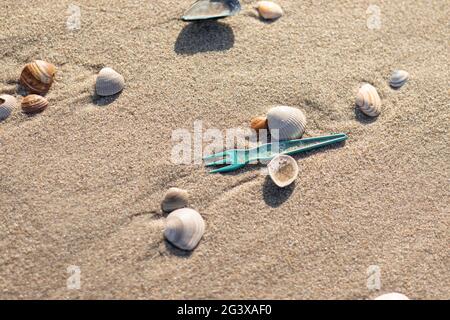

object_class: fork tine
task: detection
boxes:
[204,157,230,167]
[209,163,245,174]
[203,151,227,161]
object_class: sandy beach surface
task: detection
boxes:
[0,0,448,299]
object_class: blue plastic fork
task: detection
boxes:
[204,133,348,173]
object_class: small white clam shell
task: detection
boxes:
[161,187,189,213]
[164,208,205,251]
[256,1,283,20]
[374,292,409,300]
[268,154,299,188]
[95,67,125,97]
[0,94,17,121]
[267,106,307,141]
[356,83,381,117]
[390,70,409,88]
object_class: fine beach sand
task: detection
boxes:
[0,0,449,299]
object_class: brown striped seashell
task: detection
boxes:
[161,187,189,213]
[356,83,381,117]
[95,67,125,97]
[250,116,268,130]
[0,94,17,121]
[267,106,307,141]
[164,208,205,251]
[19,60,56,95]
[21,94,49,114]
[256,1,283,20]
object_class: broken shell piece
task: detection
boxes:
[161,187,189,213]
[250,116,268,130]
[256,1,283,20]
[356,83,381,117]
[19,60,57,95]
[21,94,49,114]
[267,106,307,141]
[95,67,125,97]
[375,292,409,300]
[0,94,17,121]
[164,208,205,251]
[268,154,299,188]
[182,0,241,21]
[390,70,409,89]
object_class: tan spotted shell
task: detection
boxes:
[356,83,381,117]
[164,208,205,251]
[268,154,299,188]
[256,1,283,20]
[0,94,17,120]
[19,60,56,95]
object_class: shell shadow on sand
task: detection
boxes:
[262,176,295,207]
[355,105,378,124]
[164,240,194,258]
[90,91,122,106]
[175,21,235,55]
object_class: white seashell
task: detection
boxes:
[267,106,307,141]
[268,154,299,188]
[390,70,409,88]
[256,1,283,20]
[374,292,409,300]
[356,83,381,117]
[95,67,125,97]
[0,94,17,121]
[164,208,205,251]
[182,0,241,21]
[161,187,189,213]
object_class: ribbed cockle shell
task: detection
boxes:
[267,106,307,141]
[95,67,125,97]
[21,94,49,114]
[356,83,381,117]
[19,60,56,95]
[164,208,205,251]
[0,94,17,121]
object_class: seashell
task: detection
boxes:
[0,94,17,121]
[389,70,409,89]
[374,292,409,300]
[161,187,189,213]
[21,94,49,114]
[267,106,307,141]
[182,0,241,21]
[250,116,268,130]
[256,1,283,20]
[19,60,56,95]
[355,83,381,117]
[95,67,125,97]
[268,154,299,188]
[164,208,205,251]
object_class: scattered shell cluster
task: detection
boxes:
[161,188,205,251]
